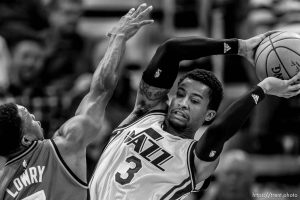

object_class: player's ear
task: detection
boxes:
[205,110,216,122]
[21,135,33,147]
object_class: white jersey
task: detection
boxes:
[90,111,205,200]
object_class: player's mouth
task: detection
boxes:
[172,109,189,120]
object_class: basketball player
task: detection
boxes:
[0,4,154,200]
[89,31,300,199]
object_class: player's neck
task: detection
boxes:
[163,121,195,139]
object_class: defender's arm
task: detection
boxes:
[53,4,154,148]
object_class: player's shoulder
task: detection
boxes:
[117,109,167,130]
[143,109,167,118]
[29,139,57,157]
[4,139,51,167]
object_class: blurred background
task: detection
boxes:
[0,0,299,199]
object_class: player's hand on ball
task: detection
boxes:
[238,30,280,66]
[107,3,154,41]
[258,72,300,98]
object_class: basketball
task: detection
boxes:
[254,31,300,81]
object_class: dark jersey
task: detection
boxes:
[0,140,88,200]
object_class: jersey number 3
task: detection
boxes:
[115,156,142,185]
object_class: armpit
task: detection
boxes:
[193,152,219,184]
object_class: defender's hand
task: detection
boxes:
[238,30,280,66]
[258,72,300,98]
[107,3,154,41]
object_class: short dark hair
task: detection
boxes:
[0,103,23,157]
[178,69,223,111]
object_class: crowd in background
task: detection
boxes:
[0,0,299,199]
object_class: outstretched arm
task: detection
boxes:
[121,37,241,125]
[123,32,275,125]
[54,4,154,148]
[193,72,300,182]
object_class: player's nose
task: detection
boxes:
[178,97,189,109]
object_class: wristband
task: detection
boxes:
[251,86,265,105]
[223,38,239,54]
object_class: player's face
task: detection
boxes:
[167,78,216,133]
[17,105,44,140]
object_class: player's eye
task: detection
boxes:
[176,92,184,97]
[191,99,200,104]
[176,89,185,97]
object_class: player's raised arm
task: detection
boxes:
[131,30,276,120]
[129,31,278,118]
[54,4,154,147]
[122,36,243,125]
[193,72,300,181]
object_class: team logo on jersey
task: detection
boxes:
[123,128,173,171]
[224,42,231,53]
[251,94,259,104]
[22,160,27,169]
[154,69,162,78]
[209,150,216,158]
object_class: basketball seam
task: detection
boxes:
[260,31,286,45]
[274,46,300,57]
[255,37,300,65]
[269,36,292,79]
[273,46,300,75]
[265,40,272,78]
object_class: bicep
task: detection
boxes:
[134,79,169,113]
[54,116,100,151]
[119,80,169,126]
[132,40,179,113]
[117,80,169,127]
[75,90,111,124]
